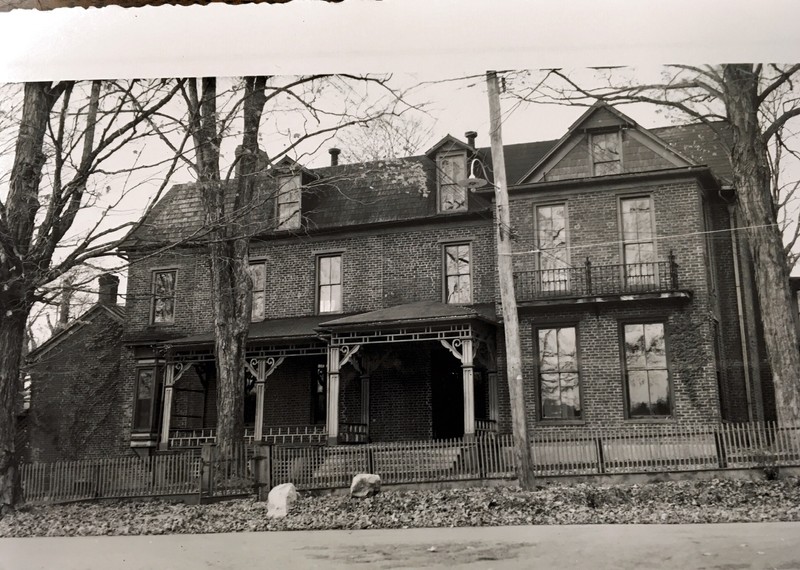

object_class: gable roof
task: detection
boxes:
[516,102,698,185]
[424,134,474,158]
[27,303,125,362]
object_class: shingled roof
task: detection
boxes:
[123,119,732,250]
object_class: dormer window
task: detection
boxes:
[437,152,467,212]
[590,131,621,176]
[276,174,301,230]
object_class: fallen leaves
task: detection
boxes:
[2,478,800,537]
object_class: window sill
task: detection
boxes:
[625,417,675,424]
[537,419,586,426]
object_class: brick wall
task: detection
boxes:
[26,308,128,462]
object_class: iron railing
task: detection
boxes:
[514,253,680,302]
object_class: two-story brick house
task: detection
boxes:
[30,102,772,461]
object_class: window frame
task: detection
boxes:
[442,242,473,305]
[436,150,468,213]
[619,319,674,420]
[617,194,659,288]
[533,201,571,294]
[275,173,302,230]
[132,365,162,433]
[315,253,344,314]
[248,259,267,322]
[589,130,622,176]
[150,268,178,325]
[533,323,583,423]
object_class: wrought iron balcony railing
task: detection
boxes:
[513,253,681,302]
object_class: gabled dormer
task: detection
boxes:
[272,156,318,231]
[517,102,696,185]
[425,134,475,213]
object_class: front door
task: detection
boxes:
[431,345,464,439]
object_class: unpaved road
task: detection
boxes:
[1,523,799,569]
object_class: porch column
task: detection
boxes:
[326,347,340,445]
[461,339,476,440]
[361,373,370,439]
[159,364,176,450]
[253,359,266,442]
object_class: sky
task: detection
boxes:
[2,0,800,340]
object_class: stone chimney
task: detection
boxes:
[98,274,119,306]
[329,147,341,166]
[55,282,74,331]
[465,131,477,148]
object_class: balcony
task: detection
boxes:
[513,254,690,306]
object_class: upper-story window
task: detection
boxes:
[317,254,343,313]
[590,131,621,176]
[444,243,472,304]
[151,269,177,324]
[622,322,671,418]
[276,174,301,230]
[249,261,266,322]
[535,204,569,293]
[437,152,468,212]
[620,196,657,288]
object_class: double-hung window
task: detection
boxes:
[622,322,671,418]
[535,204,569,294]
[437,152,467,212]
[317,254,343,313]
[590,131,621,176]
[249,261,266,322]
[620,196,657,289]
[276,174,301,230]
[151,270,177,324]
[536,326,581,420]
[444,243,472,304]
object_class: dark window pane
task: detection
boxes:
[133,369,155,431]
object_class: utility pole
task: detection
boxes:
[486,70,535,489]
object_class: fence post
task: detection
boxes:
[714,426,728,469]
[253,443,272,502]
[200,443,217,498]
[595,436,606,474]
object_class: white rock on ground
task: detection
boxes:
[267,483,298,518]
[350,474,381,498]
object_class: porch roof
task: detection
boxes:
[318,301,497,330]
[169,314,346,347]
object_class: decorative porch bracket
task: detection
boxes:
[159,361,197,450]
[326,344,361,445]
[440,338,477,440]
[248,357,285,442]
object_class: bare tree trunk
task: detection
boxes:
[0,82,65,514]
[191,77,268,460]
[724,64,800,424]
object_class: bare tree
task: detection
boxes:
[511,64,800,424]
[0,79,187,514]
[339,114,433,163]
[168,75,415,460]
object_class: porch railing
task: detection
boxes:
[339,423,368,443]
[476,419,498,434]
[513,254,680,302]
[168,425,326,449]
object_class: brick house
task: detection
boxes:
[25,275,126,461]
[31,103,773,460]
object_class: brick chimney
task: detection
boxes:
[98,274,119,306]
[465,131,477,148]
[329,148,341,166]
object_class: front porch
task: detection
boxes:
[151,302,502,451]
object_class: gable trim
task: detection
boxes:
[529,133,586,183]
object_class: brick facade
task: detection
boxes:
[26,307,127,462]
[31,104,774,459]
